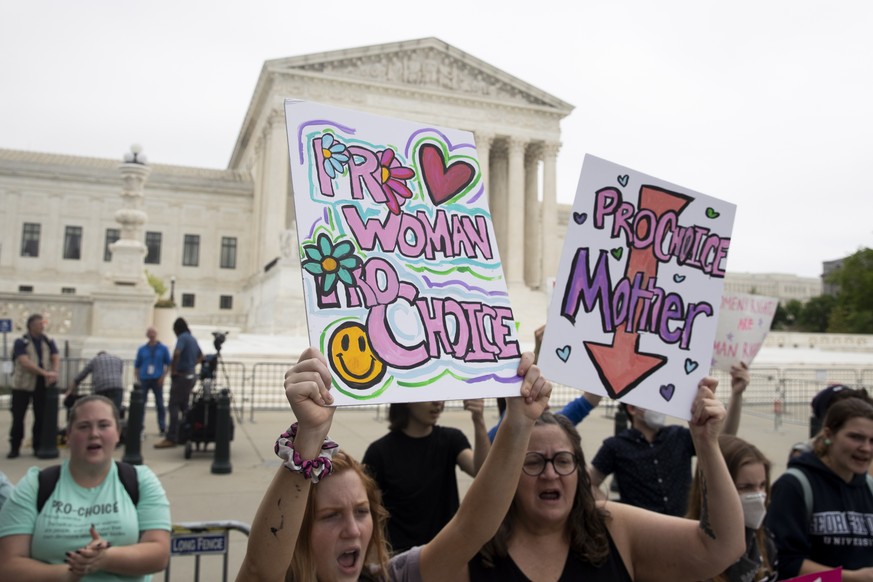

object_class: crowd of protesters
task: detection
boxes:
[3,313,873,581]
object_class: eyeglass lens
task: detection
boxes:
[523,451,577,476]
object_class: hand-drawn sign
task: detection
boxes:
[711,292,778,371]
[284,100,522,406]
[540,155,736,420]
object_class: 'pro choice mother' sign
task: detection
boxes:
[284,100,521,405]
[540,155,736,419]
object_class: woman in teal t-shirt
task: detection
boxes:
[0,395,171,580]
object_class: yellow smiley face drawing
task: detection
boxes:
[328,322,386,390]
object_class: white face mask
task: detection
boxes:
[740,492,767,529]
[642,409,666,430]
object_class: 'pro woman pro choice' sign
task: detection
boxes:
[284,100,521,406]
[540,155,736,419]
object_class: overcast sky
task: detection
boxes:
[2,1,871,279]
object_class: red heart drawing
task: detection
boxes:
[418,143,475,206]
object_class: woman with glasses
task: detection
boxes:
[469,379,746,581]
[236,348,552,581]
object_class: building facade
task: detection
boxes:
[0,37,830,359]
[0,38,575,354]
[722,271,822,304]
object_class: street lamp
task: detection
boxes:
[170,276,176,305]
[123,143,148,165]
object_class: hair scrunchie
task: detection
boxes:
[274,422,338,483]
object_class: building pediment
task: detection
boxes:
[230,38,573,168]
[265,37,572,111]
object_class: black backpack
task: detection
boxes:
[36,461,139,513]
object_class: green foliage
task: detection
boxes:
[772,299,803,330]
[825,248,873,333]
[771,302,790,330]
[796,295,835,332]
[145,270,174,307]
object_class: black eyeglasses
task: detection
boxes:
[522,451,578,476]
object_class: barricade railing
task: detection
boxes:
[203,360,247,424]
[249,362,295,419]
[0,357,250,424]
[165,520,250,582]
[4,357,873,430]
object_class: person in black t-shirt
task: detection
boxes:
[363,399,488,553]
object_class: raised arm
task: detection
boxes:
[722,362,749,436]
[236,348,335,582]
[458,399,489,475]
[418,353,551,581]
[558,392,602,425]
[608,379,745,582]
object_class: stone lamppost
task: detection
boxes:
[107,144,151,286]
[88,145,156,344]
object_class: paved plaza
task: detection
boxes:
[1,395,809,580]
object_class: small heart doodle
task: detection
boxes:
[556,345,571,362]
[659,383,675,401]
[617,174,629,187]
[684,358,699,374]
[419,143,476,206]
[610,247,623,260]
[573,212,588,225]
[673,274,686,283]
[705,207,720,219]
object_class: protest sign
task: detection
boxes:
[712,292,778,371]
[539,154,736,419]
[284,100,521,405]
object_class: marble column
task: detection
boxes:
[258,111,289,269]
[249,137,266,273]
[524,145,542,288]
[541,142,560,287]
[475,131,493,204]
[506,137,526,284]
[490,140,509,262]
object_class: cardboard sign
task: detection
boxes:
[784,567,842,582]
[539,155,736,419]
[712,292,778,371]
[284,100,521,405]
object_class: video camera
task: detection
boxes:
[212,330,229,352]
[201,331,229,381]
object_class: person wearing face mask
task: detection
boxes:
[588,364,748,516]
[687,435,777,582]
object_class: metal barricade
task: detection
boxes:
[165,520,250,582]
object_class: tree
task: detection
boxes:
[771,299,802,330]
[771,302,790,330]
[825,247,873,333]
[796,294,836,332]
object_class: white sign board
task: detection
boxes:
[540,155,736,419]
[284,100,522,406]
[712,292,778,371]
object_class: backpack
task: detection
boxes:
[36,461,139,513]
[783,467,873,523]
